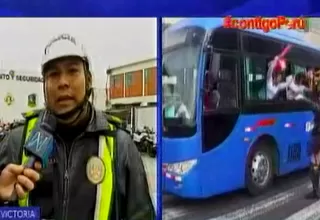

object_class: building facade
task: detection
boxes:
[303,18,320,47]
[107,58,156,108]
[0,69,44,122]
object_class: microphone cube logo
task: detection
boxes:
[27,132,51,152]
[25,130,54,168]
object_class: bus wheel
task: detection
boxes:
[246,145,274,196]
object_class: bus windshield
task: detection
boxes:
[162,26,205,127]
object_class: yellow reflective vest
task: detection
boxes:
[18,114,118,220]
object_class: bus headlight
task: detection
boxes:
[166,159,197,175]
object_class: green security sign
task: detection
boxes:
[4,93,14,106]
[28,93,37,108]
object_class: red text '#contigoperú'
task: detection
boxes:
[223,16,308,32]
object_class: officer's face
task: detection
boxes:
[44,56,86,115]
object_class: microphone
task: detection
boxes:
[23,122,55,169]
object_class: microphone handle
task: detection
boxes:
[8,156,37,201]
[6,156,36,201]
[23,156,36,169]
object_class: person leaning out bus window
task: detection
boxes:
[0,34,155,220]
[266,56,289,100]
[286,71,313,101]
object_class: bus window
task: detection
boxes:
[243,34,283,57]
[203,71,220,111]
[211,28,239,51]
[218,55,238,108]
[244,56,267,100]
[163,26,205,137]
[287,46,319,64]
[204,53,238,110]
[292,64,306,75]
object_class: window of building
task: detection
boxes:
[309,18,320,31]
[111,76,116,87]
[125,72,133,87]
[111,75,121,88]
[144,68,151,83]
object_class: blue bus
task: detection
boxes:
[162,18,320,198]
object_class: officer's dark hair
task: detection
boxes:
[77,56,93,103]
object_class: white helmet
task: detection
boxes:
[41,33,89,70]
[41,34,93,119]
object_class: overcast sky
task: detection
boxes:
[162,18,184,24]
[0,18,156,88]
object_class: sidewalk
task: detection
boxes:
[142,154,157,210]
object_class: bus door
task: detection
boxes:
[202,53,240,152]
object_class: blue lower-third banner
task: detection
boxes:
[0,207,40,220]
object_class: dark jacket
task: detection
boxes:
[312,109,320,154]
[308,97,320,154]
[0,109,155,220]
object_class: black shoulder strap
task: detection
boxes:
[105,122,121,220]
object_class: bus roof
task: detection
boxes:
[169,18,320,53]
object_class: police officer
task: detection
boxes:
[0,34,155,219]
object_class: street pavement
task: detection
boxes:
[163,169,320,220]
[142,154,157,211]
